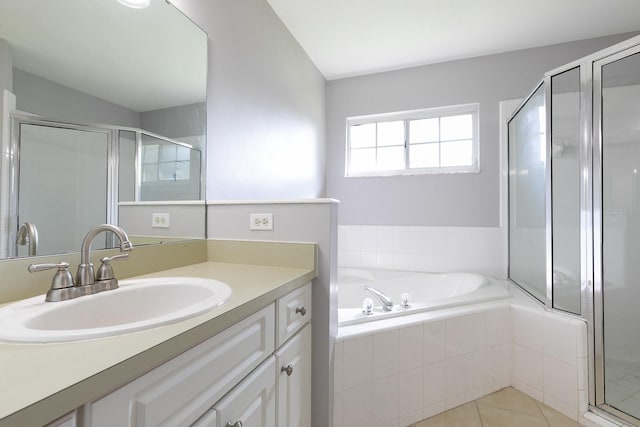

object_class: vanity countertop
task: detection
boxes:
[0,259,316,427]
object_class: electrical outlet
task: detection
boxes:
[249,213,273,231]
[151,213,170,228]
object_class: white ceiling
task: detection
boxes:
[0,0,206,112]
[266,0,640,80]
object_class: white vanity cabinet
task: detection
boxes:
[275,323,311,427]
[45,412,76,427]
[85,283,311,427]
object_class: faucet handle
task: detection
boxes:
[96,253,129,281]
[28,262,74,289]
[28,262,76,302]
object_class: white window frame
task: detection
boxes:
[345,103,480,177]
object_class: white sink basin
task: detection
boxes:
[0,277,232,343]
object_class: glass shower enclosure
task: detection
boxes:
[508,35,640,426]
[3,116,203,258]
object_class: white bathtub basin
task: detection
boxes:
[0,277,232,343]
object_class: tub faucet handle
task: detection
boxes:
[365,284,394,311]
[401,293,411,309]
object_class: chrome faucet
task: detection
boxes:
[365,284,394,311]
[28,224,133,302]
[17,222,38,256]
[76,224,133,286]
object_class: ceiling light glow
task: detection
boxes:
[117,0,150,9]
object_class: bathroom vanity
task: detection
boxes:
[0,240,316,427]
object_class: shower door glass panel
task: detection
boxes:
[18,124,109,256]
[508,84,547,302]
[551,67,581,314]
[118,130,136,203]
[601,51,640,420]
[139,134,201,201]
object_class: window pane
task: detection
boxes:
[350,148,376,173]
[176,145,191,161]
[410,143,439,168]
[142,164,157,182]
[160,144,177,162]
[377,146,404,170]
[159,162,177,180]
[350,123,376,148]
[441,140,472,167]
[142,144,159,163]
[409,118,439,143]
[441,114,472,141]
[377,121,404,147]
[175,161,190,180]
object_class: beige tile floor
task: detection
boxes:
[411,387,584,427]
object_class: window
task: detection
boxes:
[345,103,479,177]
[141,142,192,182]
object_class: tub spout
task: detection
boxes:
[365,285,394,311]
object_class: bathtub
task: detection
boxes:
[338,268,510,326]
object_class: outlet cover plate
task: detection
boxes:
[249,213,273,231]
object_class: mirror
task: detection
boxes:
[0,0,207,259]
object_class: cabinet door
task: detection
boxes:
[89,305,275,427]
[275,323,311,427]
[214,357,276,427]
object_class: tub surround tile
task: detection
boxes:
[445,392,468,411]
[338,225,508,279]
[466,312,487,352]
[514,344,544,398]
[373,375,400,423]
[543,313,578,366]
[445,355,468,398]
[543,356,578,409]
[423,361,446,407]
[336,286,589,425]
[398,409,424,426]
[399,325,424,371]
[423,320,447,365]
[398,367,424,416]
[343,334,373,389]
[423,401,446,420]
[513,307,543,352]
[373,329,400,379]
[446,316,468,358]
[342,383,375,426]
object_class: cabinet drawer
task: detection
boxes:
[214,356,276,427]
[89,304,275,427]
[275,323,311,427]
[277,283,311,346]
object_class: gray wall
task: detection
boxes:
[140,102,206,147]
[207,201,338,427]
[13,69,140,128]
[326,33,638,227]
[171,0,326,201]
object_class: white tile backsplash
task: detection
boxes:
[338,225,508,278]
